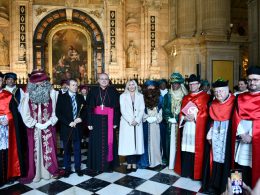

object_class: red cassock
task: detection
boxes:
[174,91,210,180]
[232,92,260,188]
[0,91,21,179]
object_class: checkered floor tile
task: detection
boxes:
[0,149,206,195]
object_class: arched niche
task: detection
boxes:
[33,9,104,82]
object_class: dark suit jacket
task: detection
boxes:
[56,91,86,141]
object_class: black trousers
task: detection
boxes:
[181,151,194,179]
[126,155,138,164]
[235,163,252,187]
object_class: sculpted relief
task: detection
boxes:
[151,48,158,66]
[0,32,9,66]
[126,40,138,68]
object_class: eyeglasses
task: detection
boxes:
[214,89,226,94]
[247,79,260,83]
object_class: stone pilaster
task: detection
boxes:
[0,4,10,72]
[10,0,33,78]
[248,0,260,66]
[177,0,196,37]
[203,0,230,36]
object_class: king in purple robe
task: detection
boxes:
[19,70,59,183]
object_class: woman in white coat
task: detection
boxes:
[118,80,145,171]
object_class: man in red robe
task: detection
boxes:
[202,79,235,194]
[0,72,24,187]
[232,66,260,188]
[174,74,210,180]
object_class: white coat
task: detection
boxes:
[118,92,145,156]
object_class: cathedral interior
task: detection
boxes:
[0,0,260,195]
[0,0,259,87]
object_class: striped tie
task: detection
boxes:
[71,95,77,119]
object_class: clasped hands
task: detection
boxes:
[240,133,252,144]
[146,117,157,123]
[184,114,195,122]
[35,120,51,130]
[69,118,82,128]
[168,118,177,124]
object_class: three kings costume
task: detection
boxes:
[87,86,120,171]
[174,90,210,179]
[19,71,59,183]
[162,73,187,169]
[0,89,24,186]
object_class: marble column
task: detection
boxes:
[248,0,260,66]
[203,0,230,35]
[177,0,196,37]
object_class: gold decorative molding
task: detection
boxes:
[46,22,93,81]
[0,6,9,26]
[89,10,103,19]
[142,0,163,10]
[35,7,47,16]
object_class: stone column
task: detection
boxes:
[177,0,196,37]
[248,0,260,66]
[0,5,9,72]
[10,0,32,78]
[169,0,177,39]
[203,0,230,36]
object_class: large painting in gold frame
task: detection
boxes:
[52,29,87,84]
[47,23,92,84]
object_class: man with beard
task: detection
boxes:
[0,72,24,187]
[162,73,188,169]
[232,66,260,188]
[202,79,235,194]
[138,80,163,168]
[174,74,210,180]
[87,73,120,172]
[19,70,59,183]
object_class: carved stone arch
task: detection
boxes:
[33,8,104,81]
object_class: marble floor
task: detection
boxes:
[0,149,206,195]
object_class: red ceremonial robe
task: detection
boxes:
[201,94,235,194]
[232,92,260,188]
[174,91,210,180]
[0,91,21,179]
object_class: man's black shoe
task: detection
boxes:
[76,170,83,176]
[63,170,71,178]
[7,179,15,184]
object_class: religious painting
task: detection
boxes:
[52,29,88,84]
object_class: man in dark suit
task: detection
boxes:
[56,78,86,177]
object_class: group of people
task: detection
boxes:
[0,67,260,195]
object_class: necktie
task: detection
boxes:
[71,95,77,119]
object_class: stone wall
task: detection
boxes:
[0,0,253,85]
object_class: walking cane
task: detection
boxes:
[64,104,84,151]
